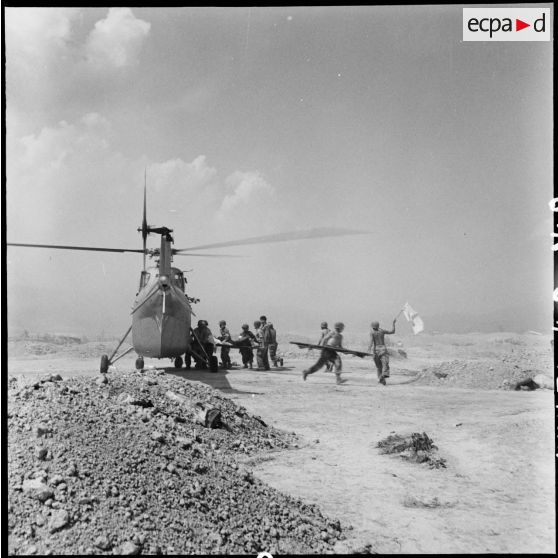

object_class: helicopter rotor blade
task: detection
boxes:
[173,227,371,253]
[7,243,145,254]
[171,252,244,258]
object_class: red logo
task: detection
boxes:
[516,19,530,32]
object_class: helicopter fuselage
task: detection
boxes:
[131,226,194,360]
[131,265,193,358]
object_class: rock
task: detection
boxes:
[66,464,78,477]
[33,424,52,438]
[176,437,194,449]
[151,431,166,443]
[22,479,54,502]
[94,535,111,550]
[48,509,70,533]
[120,541,140,555]
[35,447,48,460]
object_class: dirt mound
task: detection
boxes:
[415,358,551,390]
[377,432,446,469]
[7,371,346,555]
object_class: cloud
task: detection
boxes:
[5,8,151,116]
[5,8,81,106]
[7,108,284,250]
[6,112,132,245]
[219,171,275,217]
[150,156,218,195]
[85,8,151,69]
[5,7,79,57]
[18,113,112,173]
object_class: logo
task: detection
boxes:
[463,8,551,41]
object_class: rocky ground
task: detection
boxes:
[7,370,346,555]
[7,331,555,554]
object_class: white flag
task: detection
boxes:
[403,302,424,334]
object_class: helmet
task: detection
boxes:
[242,324,249,330]
[197,320,204,327]
[219,320,226,326]
[260,315,267,321]
[320,321,328,328]
[371,321,379,329]
[334,322,344,330]
[254,320,261,328]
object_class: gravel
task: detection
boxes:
[7,371,346,555]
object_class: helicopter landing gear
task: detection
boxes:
[135,357,145,370]
[100,354,109,374]
[100,325,134,374]
[209,355,219,373]
[174,356,183,369]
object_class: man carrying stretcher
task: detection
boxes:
[302,322,347,385]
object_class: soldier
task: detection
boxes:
[368,319,396,385]
[192,320,216,370]
[317,321,330,345]
[267,323,282,367]
[237,324,257,368]
[317,321,333,372]
[217,320,232,369]
[302,322,346,385]
[256,316,271,370]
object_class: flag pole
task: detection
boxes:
[394,307,404,321]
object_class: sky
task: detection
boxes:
[4,5,554,338]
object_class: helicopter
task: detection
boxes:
[7,179,368,374]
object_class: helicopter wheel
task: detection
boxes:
[135,357,145,370]
[174,356,183,369]
[209,356,219,373]
[100,354,109,374]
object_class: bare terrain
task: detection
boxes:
[7,331,555,554]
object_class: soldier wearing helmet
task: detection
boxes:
[303,322,346,385]
[317,322,330,345]
[267,322,283,367]
[255,316,272,370]
[367,318,397,385]
[237,323,257,368]
[217,320,232,369]
[317,321,333,372]
[191,319,216,370]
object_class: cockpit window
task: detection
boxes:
[172,270,185,291]
[139,271,150,291]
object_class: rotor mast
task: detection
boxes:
[140,170,149,272]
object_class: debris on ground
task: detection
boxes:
[7,370,347,555]
[377,432,447,469]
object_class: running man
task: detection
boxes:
[302,322,346,385]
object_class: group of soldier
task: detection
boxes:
[186,315,282,371]
[186,315,398,385]
[303,318,397,385]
